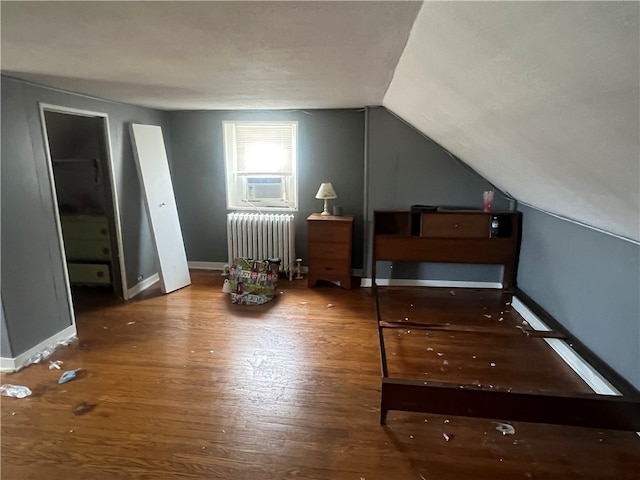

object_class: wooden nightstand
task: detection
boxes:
[307,214,354,289]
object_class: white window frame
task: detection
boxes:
[223,121,298,211]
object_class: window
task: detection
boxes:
[223,121,298,211]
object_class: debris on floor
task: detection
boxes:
[58,368,82,384]
[49,360,63,370]
[14,335,77,372]
[73,401,96,416]
[0,384,32,398]
[495,422,516,435]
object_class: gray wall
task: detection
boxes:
[1,76,168,356]
[365,107,512,280]
[1,300,11,358]
[517,205,640,390]
[168,109,365,268]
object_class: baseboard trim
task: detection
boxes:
[511,296,551,331]
[512,296,620,396]
[360,278,503,289]
[0,357,15,372]
[188,261,227,271]
[127,273,160,299]
[1,324,77,373]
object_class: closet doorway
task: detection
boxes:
[40,104,127,302]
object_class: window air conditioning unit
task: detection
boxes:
[246,176,284,201]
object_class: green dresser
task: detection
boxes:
[61,214,112,286]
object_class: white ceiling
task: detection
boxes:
[0,1,421,109]
[2,1,638,242]
[385,1,639,242]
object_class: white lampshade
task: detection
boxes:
[315,183,337,200]
[315,183,337,216]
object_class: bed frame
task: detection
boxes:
[372,209,640,431]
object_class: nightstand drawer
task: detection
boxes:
[308,259,350,277]
[308,221,351,243]
[308,242,350,260]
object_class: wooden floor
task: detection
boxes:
[1,271,638,479]
[376,287,593,393]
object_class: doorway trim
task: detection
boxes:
[38,103,129,302]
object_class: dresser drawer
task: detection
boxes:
[67,263,111,285]
[308,221,351,243]
[65,239,112,260]
[308,259,351,277]
[421,213,489,238]
[61,215,109,240]
[308,241,350,260]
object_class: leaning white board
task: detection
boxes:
[130,124,191,294]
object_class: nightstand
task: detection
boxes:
[307,214,354,289]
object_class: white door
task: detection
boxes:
[130,124,191,293]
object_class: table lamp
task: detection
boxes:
[315,182,337,216]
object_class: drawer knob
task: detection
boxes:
[100,228,107,235]
[103,248,110,255]
[97,271,104,278]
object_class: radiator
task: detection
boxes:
[227,213,296,280]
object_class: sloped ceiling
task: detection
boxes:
[1,1,638,241]
[385,1,639,242]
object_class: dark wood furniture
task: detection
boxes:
[307,214,353,289]
[372,209,640,431]
[372,209,521,288]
